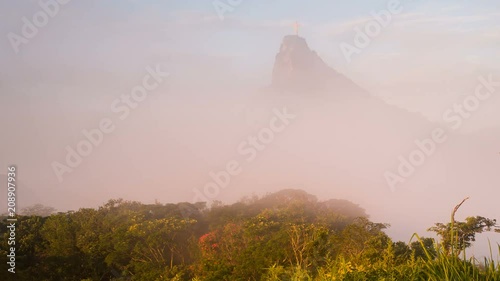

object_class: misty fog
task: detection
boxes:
[1,0,499,263]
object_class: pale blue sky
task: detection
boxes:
[1,0,499,126]
[2,0,499,72]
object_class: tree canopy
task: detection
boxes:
[1,190,498,280]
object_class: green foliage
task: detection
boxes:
[410,237,437,261]
[428,216,499,256]
[1,190,498,281]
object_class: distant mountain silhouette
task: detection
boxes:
[271,35,367,96]
[266,37,498,198]
[251,34,448,193]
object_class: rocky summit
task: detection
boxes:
[272,35,367,96]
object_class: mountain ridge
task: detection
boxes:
[271,35,367,97]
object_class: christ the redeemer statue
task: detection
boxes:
[293,21,300,36]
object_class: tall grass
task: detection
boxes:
[412,233,499,281]
[259,236,500,281]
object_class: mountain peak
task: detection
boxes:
[271,35,366,96]
[280,35,309,49]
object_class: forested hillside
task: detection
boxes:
[1,189,499,280]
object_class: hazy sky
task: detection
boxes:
[1,0,499,117]
[1,0,500,258]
